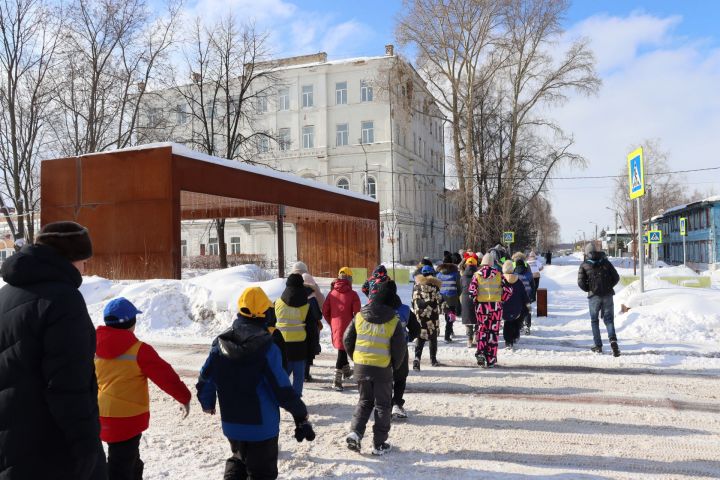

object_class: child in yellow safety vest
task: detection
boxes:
[95,297,191,480]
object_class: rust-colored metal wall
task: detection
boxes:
[41,145,380,279]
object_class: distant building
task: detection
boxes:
[647,196,720,270]
[601,227,633,256]
[138,46,462,264]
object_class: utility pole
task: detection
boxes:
[359,138,369,195]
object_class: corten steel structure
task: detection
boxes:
[41,143,380,280]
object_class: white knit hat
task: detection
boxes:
[291,261,308,274]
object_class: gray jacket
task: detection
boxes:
[343,302,406,382]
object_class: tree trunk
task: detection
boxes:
[216,218,228,269]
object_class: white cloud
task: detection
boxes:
[550,12,720,241]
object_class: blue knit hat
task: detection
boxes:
[103,297,142,329]
[421,265,435,276]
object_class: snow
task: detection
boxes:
[43,142,376,203]
[56,263,720,478]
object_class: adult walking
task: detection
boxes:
[527,251,543,292]
[0,221,107,479]
[578,243,621,357]
[460,257,479,348]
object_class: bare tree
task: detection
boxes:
[0,0,60,241]
[156,16,276,268]
[51,0,180,156]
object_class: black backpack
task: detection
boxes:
[586,260,613,295]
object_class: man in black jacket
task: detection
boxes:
[0,221,106,479]
[578,243,621,357]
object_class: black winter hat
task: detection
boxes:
[373,280,398,307]
[35,221,92,262]
[286,273,304,287]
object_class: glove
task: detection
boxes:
[420,329,428,340]
[181,402,190,419]
[294,420,316,442]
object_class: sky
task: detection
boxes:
[184,0,720,243]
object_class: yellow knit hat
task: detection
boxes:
[338,267,353,277]
[237,287,272,318]
[465,257,478,266]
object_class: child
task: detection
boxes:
[412,265,446,369]
[197,287,315,479]
[391,294,421,419]
[436,258,462,343]
[501,260,531,349]
[323,267,361,391]
[95,297,191,480]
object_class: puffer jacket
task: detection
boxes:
[0,245,101,479]
[514,261,535,302]
[411,275,446,334]
[578,252,620,297]
[322,279,361,350]
[436,263,461,312]
[460,265,478,325]
[501,274,530,321]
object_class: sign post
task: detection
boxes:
[502,231,514,256]
[628,147,646,293]
[679,217,687,265]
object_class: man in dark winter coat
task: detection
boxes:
[197,287,315,479]
[0,221,107,479]
[344,281,406,456]
[578,243,621,356]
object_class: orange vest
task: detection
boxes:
[95,341,150,418]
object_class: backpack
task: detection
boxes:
[586,261,613,295]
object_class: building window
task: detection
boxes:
[230,237,241,255]
[181,240,187,257]
[336,81,347,105]
[336,123,348,146]
[258,136,269,153]
[302,125,314,149]
[278,88,290,111]
[302,85,313,108]
[255,95,267,113]
[278,128,291,151]
[209,237,219,256]
[147,108,161,127]
[204,102,215,120]
[366,176,377,199]
[336,177,349,190]
[175,104,188,125]
[361,120,374,144]
[361,80,373,102]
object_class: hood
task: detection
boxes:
[0,244,82,289]
[360,302,397,324]
[372,265,387,276]
[586,251,607,264]
[280,285,309,307]
[414,275,442,289]
[463,265,478,277]
[333,278,352,293]
[503,273,519,284]
[437,263,458,274]
[218,317,272,361]
[96,326,139,359]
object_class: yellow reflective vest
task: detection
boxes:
[474,271,502,302]
[275,299,309,343]
[352,313,399,368]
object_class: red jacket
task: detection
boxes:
[322,279,361,350]
[95,326,191,443]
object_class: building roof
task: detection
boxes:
[662,195,720,216]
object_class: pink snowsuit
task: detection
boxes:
[468,265,512,366]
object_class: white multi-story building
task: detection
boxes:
[140,46,462,264]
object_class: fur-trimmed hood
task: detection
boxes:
[414,275,442,289]
[436,263,459,274]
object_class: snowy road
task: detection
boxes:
[140,263,720,479]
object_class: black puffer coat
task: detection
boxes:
[460,265,478,325]
[0,245,102,479]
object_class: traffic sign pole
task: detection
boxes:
[637,197,644,293]
[683,235,686,266]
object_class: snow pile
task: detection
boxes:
[647,264,698,278]
[614,277,720,344]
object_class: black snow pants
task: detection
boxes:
[107,434,143,480]
[224,436,279,480]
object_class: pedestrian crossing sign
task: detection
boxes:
[680,217,687,236]
[648,230,662,244]
[627,147,645,199]
[503,231,514,244]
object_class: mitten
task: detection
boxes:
[294,420,316,442]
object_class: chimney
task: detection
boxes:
[385,44,394,56]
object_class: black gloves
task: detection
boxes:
[294,419,316,442]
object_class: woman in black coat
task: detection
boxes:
[460,260,479,348]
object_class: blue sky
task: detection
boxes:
[186,0,720,242]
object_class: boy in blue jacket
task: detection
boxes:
[197,287,315,479]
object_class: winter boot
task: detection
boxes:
[610,340,621,357]
[346,431,362,452]
[372,442,393,456]
[444,332,453,343]
[431,358,440,367]
[392,404,408,419]
[475,353,486,368]
[590,345,602,354]
[342,363,354,380]
[333,369,343,392]
[412,359,420,371]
